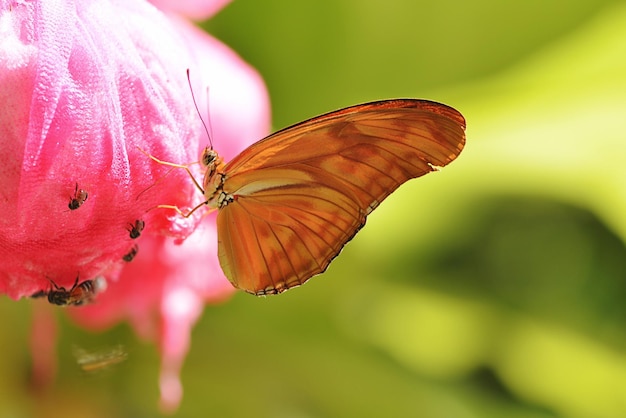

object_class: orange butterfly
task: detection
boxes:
[145,99,466,295]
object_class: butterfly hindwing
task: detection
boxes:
[217,172,365,294]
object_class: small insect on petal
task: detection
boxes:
[46,275,106,307]
[127,220,145,239]
[123,245,139,262]
[68,183,89,210]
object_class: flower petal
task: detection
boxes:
[0,0,209,298]
[149,0,231,21]
[6,1,270,412]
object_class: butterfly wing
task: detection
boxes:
[217,99,466,295]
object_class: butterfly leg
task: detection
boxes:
[153,201,208,218]
[136,147,205,193]
[137,147,217,218]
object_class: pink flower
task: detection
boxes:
[0,0,270,411]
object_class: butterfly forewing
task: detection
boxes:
[223,100,463,174]
[216,99,466,295]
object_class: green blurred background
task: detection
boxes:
[2,0,626,416]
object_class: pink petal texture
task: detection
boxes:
[1,0,270,411]
[149,0,231,21]
[1,0,201,297]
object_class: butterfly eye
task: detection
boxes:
[201,148,217,167]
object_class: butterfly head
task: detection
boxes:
[200,147,225,180]
[199,146,227,208]
[200,147,219,167]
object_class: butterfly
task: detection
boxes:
[145,99,466,295]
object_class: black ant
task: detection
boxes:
[68,183,88,210]
[42,276,105,306]
[122,245,139,262]
[127,220,145,239]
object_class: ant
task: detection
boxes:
[122,245,139,262]
[68,183,88,210]
[45,276,105,306]
[127,220,145,239]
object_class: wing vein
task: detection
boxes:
[250,216,276,289]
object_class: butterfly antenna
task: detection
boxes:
[205,85,214,145]
[186,69,214,150]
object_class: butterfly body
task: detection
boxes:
[151,99,466,296]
